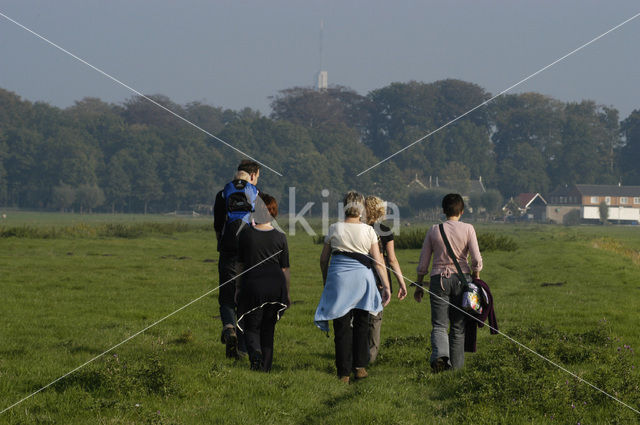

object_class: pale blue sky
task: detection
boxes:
[1,1,639,118]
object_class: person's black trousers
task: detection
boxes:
[217,251,246,351]
[333,308,369,377]
[242,305,280,372]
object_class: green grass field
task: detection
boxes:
[1,213,639,424]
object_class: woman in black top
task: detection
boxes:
[236,193,290,372]
[364,196,407,363]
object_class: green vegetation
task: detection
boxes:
[2,83,640,214]
[1,214,639,424]
[393,228,517,252]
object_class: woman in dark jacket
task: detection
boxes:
[236,193,290,372]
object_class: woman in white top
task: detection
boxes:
[315,191,391,383]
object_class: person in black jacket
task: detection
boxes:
[213,160,260,358]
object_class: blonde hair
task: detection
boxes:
[234,170,251,181]
[365,195,386,224]
[343,191,365,218]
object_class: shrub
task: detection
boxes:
[476,232,517,252]
[563,209,581,226]
[393,229,427,250]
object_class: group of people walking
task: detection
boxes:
[214,160,484,380]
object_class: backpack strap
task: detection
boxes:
[438,223,469,285]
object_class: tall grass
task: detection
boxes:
[0,222,213,239]
[393,229,518,252]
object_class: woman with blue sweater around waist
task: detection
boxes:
[315,191,391,383]
[414,193,483,372]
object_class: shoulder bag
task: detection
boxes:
[438,223,482,314]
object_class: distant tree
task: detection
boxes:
[490,93,564,166]
[270,86,370,133]
[408,188,448,212]
[133,153,163,214]
[497,142,550,196]
[4,127,46,207]
[0,139,7,205]
[619,109,640,184]
[598,200,609,225]
[554,101,619,186]
[365,79,491,175]
[76,184,105,213]
[103,152,132,213]
[123,94,185,129]
[165,145,197,210]
[480,189,504,215]
[51,183,76,212]
[183,101,228,134]
[440,161,471,194]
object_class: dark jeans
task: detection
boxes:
[429,273,467,369]
[333,309,369,377]
[242,305,280,372]
[218,251,246,351]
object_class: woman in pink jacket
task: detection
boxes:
[413,193,482,371]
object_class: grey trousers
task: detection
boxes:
[368,310,383,363]
[429,273,467,369]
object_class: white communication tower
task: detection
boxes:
[316,20,328,90]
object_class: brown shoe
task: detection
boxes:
[339,375,350,383]
[354,367,368,380]
[222,327,238,359]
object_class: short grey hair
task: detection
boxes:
[343,191,365,218]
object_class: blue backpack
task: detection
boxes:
[222,179,258,225]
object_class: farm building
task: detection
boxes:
[503,193,547,221]
[546,184,640,224]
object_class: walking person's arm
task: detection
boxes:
[320,243,331,286]
[384,240,407,300]
[370,242,391,307]
[414,230,432,303]
[282,268,291,306]
[213,191,226,241]
[234,266,244,304]
[468,226,483,279]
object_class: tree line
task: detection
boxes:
[0,79,639,214]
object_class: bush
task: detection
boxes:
[394,229,427,249]
[476,232,517,251]
[563,209,581,226]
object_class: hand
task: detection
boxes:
[414,286,424,303]
[397,283,408,301]
[381,287,391,307]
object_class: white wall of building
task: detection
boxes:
[583,206,640,221]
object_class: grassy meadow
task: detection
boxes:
[1,212,639,424]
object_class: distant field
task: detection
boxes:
[1,213,639,424]
[0,211,212,226]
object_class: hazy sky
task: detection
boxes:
[1,1,639,118]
